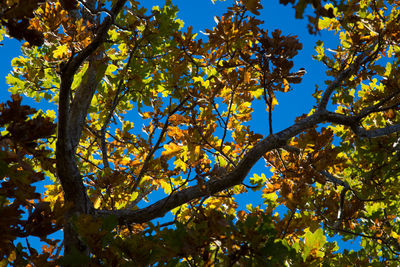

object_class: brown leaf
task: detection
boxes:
[242,0,263,15]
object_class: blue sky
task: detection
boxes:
[1,0,361,256]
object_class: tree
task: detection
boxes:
[1,0,400,265]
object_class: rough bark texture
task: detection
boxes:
[55,0,128,259]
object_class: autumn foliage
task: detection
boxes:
[1,0,400,265]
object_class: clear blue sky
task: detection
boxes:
[1,0,360,255]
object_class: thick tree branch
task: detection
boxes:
[96,107,400,225]
[322,110,400,139]
[62,0,127,77]
[352,123,400,138]
[95,112,326,224]
[68,57,107,150]
[57,0,128,203]
[56,0,128,257]
[317,65,354,111]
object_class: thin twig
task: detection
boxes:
[130,97,190,192]
[318,43,380,112]
[100,39,139,169]
[281,209,296,238]
[220,89,236,149]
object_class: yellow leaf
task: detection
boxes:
[8,250,16,262]
[174,158,188,172]
[390,231,399,239]
[45,109,56,119]
[157,179,172,194]
[222,145,231,154]
[53,44,68,59]
[161,143,182,158]
[270,97,278,111]
[94,197,101,209]
[119,156,131,165]
[283,78,290,92]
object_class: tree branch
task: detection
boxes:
[68,57,107,150]
[355,89,400,121]
[95,107,400,225]
[57,0,128,203]
[95,112,327,224]
[352,123,400,138]
[130,97,190,192]
[62,0,127,77]
[56,0,128,256]
[317,45,379,112]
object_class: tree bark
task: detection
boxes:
[55,0,128,260]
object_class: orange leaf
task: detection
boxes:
[244,70,251,83]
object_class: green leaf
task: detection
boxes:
[303,228,327,260]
